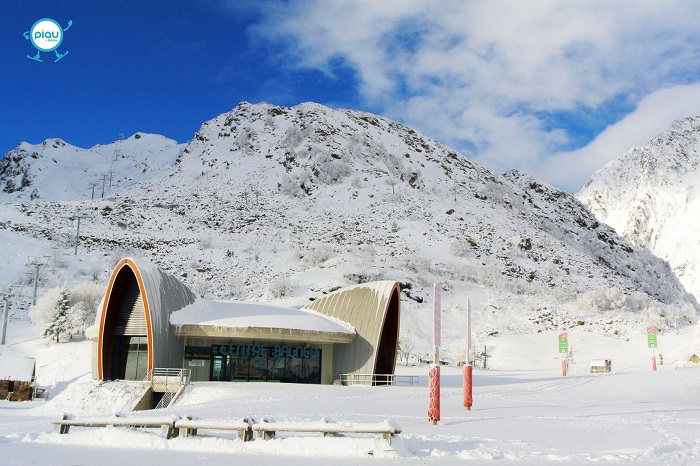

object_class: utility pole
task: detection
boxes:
[101,174,107,198]
[89,183,98,200]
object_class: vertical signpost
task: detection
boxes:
[463,298,473,410]
[558,332,568,377]
[428,283,441,425]
[647,327,658,371]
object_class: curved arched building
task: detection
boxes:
[305,281,401,378]
[89,258,401,385]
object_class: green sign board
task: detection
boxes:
[558,333,568,354]
[647,328,658,348]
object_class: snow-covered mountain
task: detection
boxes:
[577,116,700,301]
[1,102,696,361]
[0,133,183,202]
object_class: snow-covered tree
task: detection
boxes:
[29,287,62,339]
[227,276,246,298]
[29,283,104,342]
[269,275,292,298]
[68,283,104,335]
[43,287,70,343]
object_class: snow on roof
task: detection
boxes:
[0,354,36,381]
[169,298,355,335]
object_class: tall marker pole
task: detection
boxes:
[463,297,473,410]
[428,283,441,425]
[647,327,658,371]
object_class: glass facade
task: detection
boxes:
[111,335,148,381]
[124,336,149,380]
[209,343,321,384]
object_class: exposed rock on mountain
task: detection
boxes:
[1,102,696,360]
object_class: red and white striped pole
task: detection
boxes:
[652,355,657,371]
[428,365,441,424]
[463,365,473,410]
[463,298,473,410]
[562,358,567,377]
[428,283,441,424]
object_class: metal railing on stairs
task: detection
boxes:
[155,390,175,410]
[151,368,191,388]
[337,373,419,386]
[120,375,152,412]
[120,368,191,412]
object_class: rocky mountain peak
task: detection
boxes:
[1,102,696,359]
[577,114,700,300]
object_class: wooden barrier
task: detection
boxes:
[52,415,401,445]
[52,414,180,439]
[174,417,252,441]
[252,419,401,445]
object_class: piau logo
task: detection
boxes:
[24,18,72,62]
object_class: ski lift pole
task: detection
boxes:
[463,297,473,410]
[74,216,81,255]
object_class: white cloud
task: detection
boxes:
[542,83,700,192]
[244,1,700,191]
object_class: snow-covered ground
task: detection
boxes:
[2,320,700,465]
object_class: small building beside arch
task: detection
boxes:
[0,354,36,401]
[88,258,401,385]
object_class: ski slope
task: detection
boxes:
[1,321,699,464]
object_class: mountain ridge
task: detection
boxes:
[577,114,700,302]
[1,102,696,361]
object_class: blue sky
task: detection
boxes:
[0,1,357,155]
[3,1,700,192]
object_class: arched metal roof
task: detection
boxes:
[303,281,401,376]
[97,257,196,379]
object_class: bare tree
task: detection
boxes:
[228,276,246,298]
[398,323,417,365]
[385,177,398,196]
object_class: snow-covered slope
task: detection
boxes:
[577,115,700,300]
[4,319,700,464]
[1,102,697,362]
[0,133,183,202]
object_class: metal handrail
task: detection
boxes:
[120,374,152,412]
[119,368,191,412]
[338,373,419,386]
[151,368,191,387]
